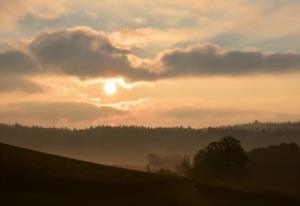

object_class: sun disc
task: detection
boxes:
[104,81,117,95]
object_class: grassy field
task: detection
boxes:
[1,143,300,206]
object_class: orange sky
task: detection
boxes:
[0,0,299,127]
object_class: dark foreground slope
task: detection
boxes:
[1,143,300,206]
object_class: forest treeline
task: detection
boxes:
[0,121,300,165]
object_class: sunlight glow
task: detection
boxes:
[103,81,117,95]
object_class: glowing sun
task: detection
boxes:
[103,81,117,95]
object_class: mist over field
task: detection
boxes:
[1,121,299,166]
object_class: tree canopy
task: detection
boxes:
[192,136,248,180]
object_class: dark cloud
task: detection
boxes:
[0,101,126,122]
[159,44,300,78]
[0,50,41,93]
[0,50,38,75]
[29,27,156,81]
[28,29,300,81]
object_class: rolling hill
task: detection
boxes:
[1,142,300,205]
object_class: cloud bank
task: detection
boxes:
[159,44,300,78]
[1,27,300,92]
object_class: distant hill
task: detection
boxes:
[0,121,299,165]
[221,120,300,132]
[1,143,300,206]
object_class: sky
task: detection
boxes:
[0,0,299,128]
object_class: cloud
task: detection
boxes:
[0,0,65,31]
[29,27,156,81]
[0,50,41,93]
[158,44,300,78]
[160,105,300,127]
[1,27,300,92]
[0,101,126,123]
[0,76,43,93]
[236,1,300,40]
[0,27,155,92]
[0,50,38,75]
[26,28,300,80]
[110,27,189,57]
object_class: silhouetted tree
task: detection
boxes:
[191,136,248,181]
